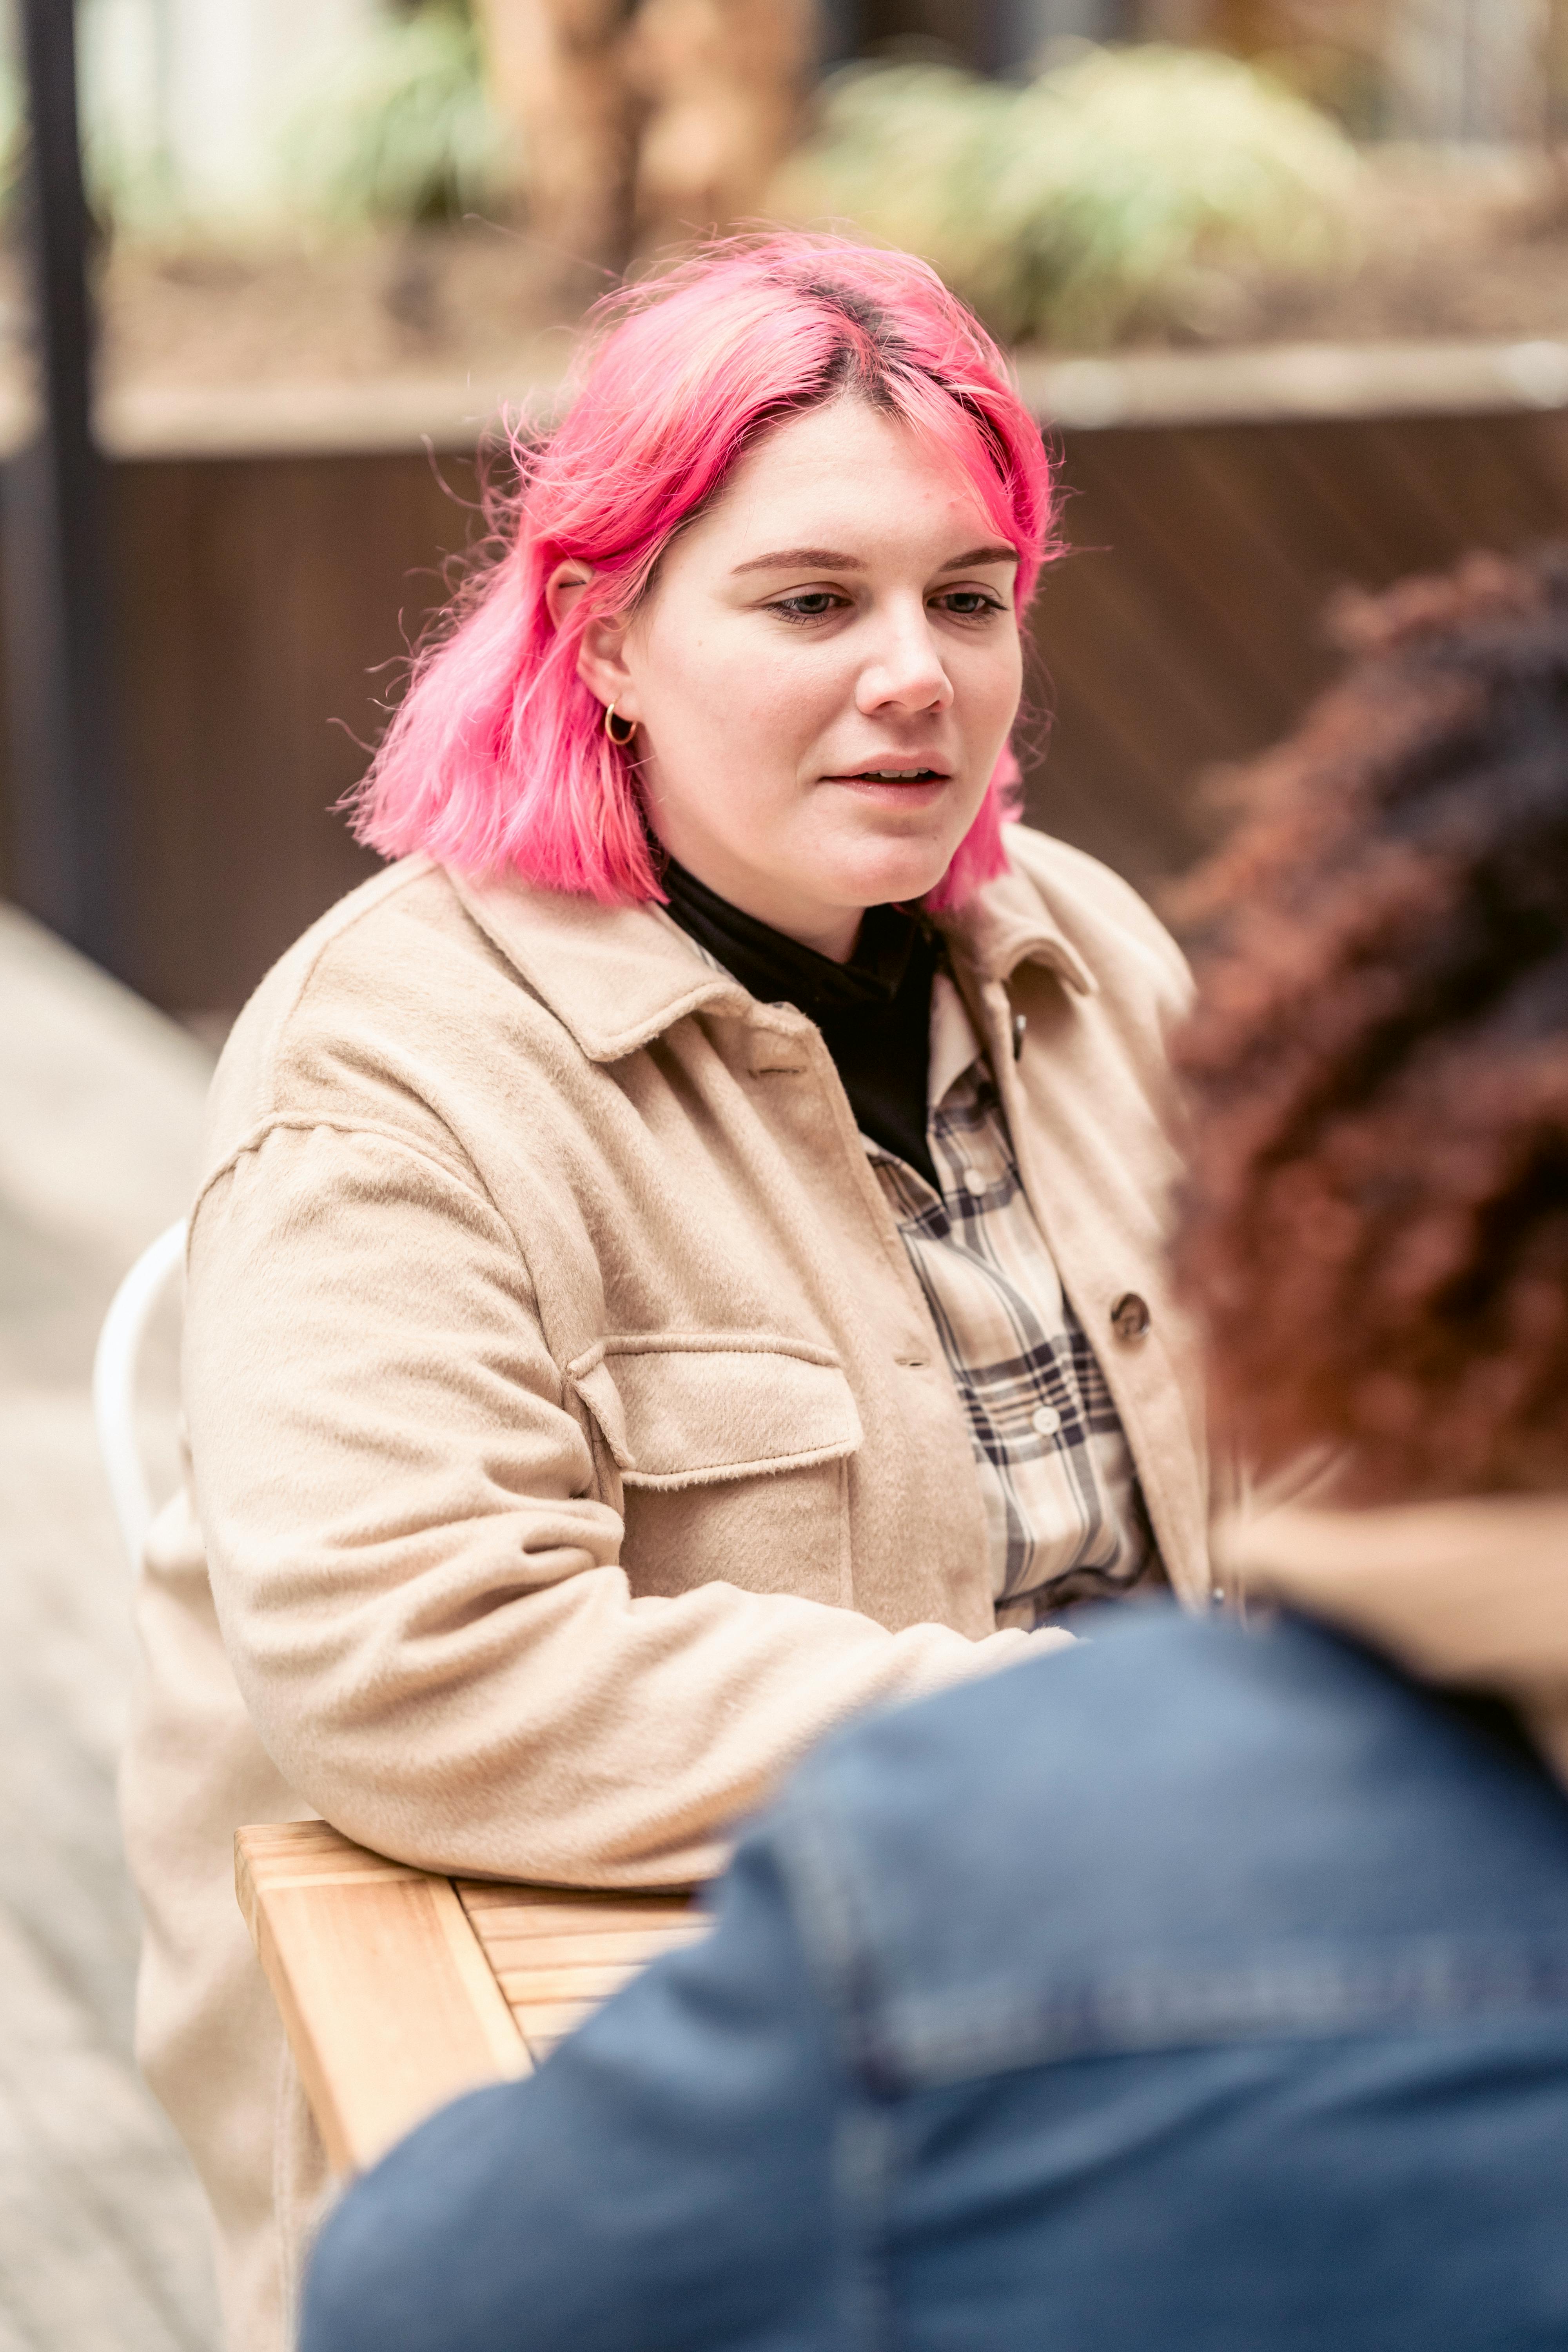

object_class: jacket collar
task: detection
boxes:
[940,845,1097,1003]
[446,838,1094,1065]
[1218,1492,1568,1786]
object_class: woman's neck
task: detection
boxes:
[643,826,862,962]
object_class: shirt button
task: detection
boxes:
[963,1168,988,1196]
[1031,1405,1061,1436]
[1110,1291,1151,1341]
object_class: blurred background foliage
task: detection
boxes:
[282,0,511,227]
[0,0,510,238]
[769,43,1363,347]
[1,0,1566,372]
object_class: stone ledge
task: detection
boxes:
[1016,336,1568,431]
[2,333,1567,461]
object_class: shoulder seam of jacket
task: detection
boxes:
[190,1113,522,1263]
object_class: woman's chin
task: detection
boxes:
[802,820,963,909]
[834,843,959,910]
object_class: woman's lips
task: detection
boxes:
[824,765,952,798]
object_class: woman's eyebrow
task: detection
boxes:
[731,541,1019,578]
[730,546,864,575]
[938,544,1018,570]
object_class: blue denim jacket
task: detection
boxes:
[303,1607,1568,2350]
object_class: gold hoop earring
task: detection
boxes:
[604,702,636,747]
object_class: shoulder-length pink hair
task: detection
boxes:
[353,232,1060,911]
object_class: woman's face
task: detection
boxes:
[570,396,1024,960]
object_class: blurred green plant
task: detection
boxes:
[769,43,1364,348]
[285,0,514,228]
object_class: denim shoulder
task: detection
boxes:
[765,1604,1568,2096]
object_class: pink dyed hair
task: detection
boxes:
[353,233,1060,910]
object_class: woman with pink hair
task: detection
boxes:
[121,233,1210,2352]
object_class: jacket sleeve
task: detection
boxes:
[186,1119,1032,1886]
[299,1829,841,2352]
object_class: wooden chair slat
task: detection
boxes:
[494,1961,642,2005]
[464,1900,699,1941]
[465,1891,701,1929]
[509,2000,599,2048]
[457,1883,696,1922]
[478,1925,705,1971]
[240,1822,397,1861]
[241,1820,345,1847]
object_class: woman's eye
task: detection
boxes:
[769,591,846,623]
[936,590,1004,619]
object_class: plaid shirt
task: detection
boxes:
[673,922,1156,1626]
[866,974,1156,1626]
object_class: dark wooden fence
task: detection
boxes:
[1034,405,1568,882]
[4,399,1568,1014]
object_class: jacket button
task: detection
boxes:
[1110,1291,1150,1341]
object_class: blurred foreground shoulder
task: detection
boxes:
[769,1601,1568,2053]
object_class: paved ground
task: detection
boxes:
[0,905,219,2352]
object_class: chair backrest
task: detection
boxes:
[93,1217,189,1572]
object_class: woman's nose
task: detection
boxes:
[855,604,954,716]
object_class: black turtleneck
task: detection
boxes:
[656,849,944,1189]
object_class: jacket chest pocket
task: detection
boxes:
[567,1334,862,1607]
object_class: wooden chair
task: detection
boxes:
[236,1821,704,2174]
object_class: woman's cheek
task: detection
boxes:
[965,646,1024,767]
[732,648,844,751]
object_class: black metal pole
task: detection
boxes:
[3,0,119,967]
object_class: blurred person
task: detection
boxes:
[301,546,1568,2352]
[627,0,820,254]
[472,0,636,267]
[472,0,819,269]
[120,233,1209,2352]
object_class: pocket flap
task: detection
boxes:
[568,1334,863,1491]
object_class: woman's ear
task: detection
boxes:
[544,561,590,632]
[544,561,637,717]
[577,613,635,717]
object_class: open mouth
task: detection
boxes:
[835,766,948,782]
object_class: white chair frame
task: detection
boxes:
[93,1217,188,1572]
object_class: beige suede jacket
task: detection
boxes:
[120,824,1209,2350]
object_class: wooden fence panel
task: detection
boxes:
[108,450,481,1012]
[1025,408,1568,886]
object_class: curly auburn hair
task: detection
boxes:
[1172,548,1568,1501]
